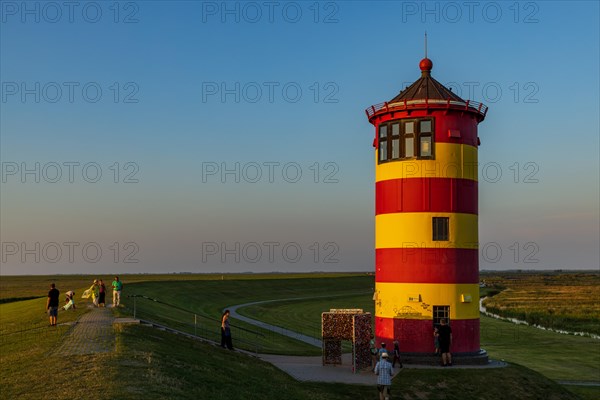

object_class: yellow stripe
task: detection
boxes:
[375,143,478,182]
[376,212,478,249]
[374,282,480,320]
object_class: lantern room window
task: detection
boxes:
[377,118,434,163]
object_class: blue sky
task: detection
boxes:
[1,1,598,274]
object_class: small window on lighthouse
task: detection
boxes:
[420,136,432,157]
[433,306,450,326]
[392,139,400,159]
[405,137,414,157]
[378,125,388,161]
[379,125,388,138]
[420,120,432,133]
[432,217,449,241]
[379,141,387,161]
[391,123,400,159]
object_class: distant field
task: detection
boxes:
[480,271,600,335]
[0,272,367,302]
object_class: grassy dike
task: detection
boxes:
[0,297,579,400]
[1,274,596,399]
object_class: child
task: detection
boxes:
[434,326,440,355]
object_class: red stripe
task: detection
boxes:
[376,317,480,353]
[375,248,479,284]
[376,178,478,215]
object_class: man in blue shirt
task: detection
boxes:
[374,352,393,400]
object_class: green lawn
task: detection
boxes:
[113,276,372,355]
[1,274,597,400]
[0,299,579,400]
[238,292,600,383]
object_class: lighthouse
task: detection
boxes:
[366,56,488,359]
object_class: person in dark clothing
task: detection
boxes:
[220,309,233,350]
[47,283,60,326]
[438,318,452,366]
[392,339,402,368]
[98,280,106,307]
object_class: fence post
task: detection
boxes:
[133,296,137,319]
[194,314,197,337]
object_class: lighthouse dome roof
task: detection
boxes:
[389,58,465,104]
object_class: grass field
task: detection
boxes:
[0,273,366,302]
[237,293,600,382]
[480,271,600,335]
[0,297,580,400]
[114,275,372,355]
[1,273,598,399]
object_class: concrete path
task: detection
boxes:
[227,295,509,385]
[54,308,115,356]
[557,381,600,387]
[258,353,384,385]
[227,292,371,348]
[229,300,322,348]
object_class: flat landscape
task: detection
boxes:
[1,272,598,399]
[480,271,600,335]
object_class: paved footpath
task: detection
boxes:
[229,298,506,385]
[54,308,115,356]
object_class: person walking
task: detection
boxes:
[378,342,388,361]
[47,283,60,326]
[438,318,453,366]
[98,280,106,307]
[370,334,378,367]
[86,280,100,307]
[220,309,233,350]
[112,276,123,307]
[374,352,393,400]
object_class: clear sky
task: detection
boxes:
[1,1,598,274]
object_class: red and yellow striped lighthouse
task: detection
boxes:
[366,57,488,356]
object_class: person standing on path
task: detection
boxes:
[374,352,393,400]
[392,339,402,368]
[378,342,388,361]
[438,318,452,366]
[98,280,106,307]
[112,276,122,307]
[370,334,378,367]
[220,309,233,350]
[47,283,60,326]
[89,280,100,307]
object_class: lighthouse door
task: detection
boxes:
[432,305,450,327]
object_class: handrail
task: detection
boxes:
[365,98,488,119]
[127,294,265,337]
